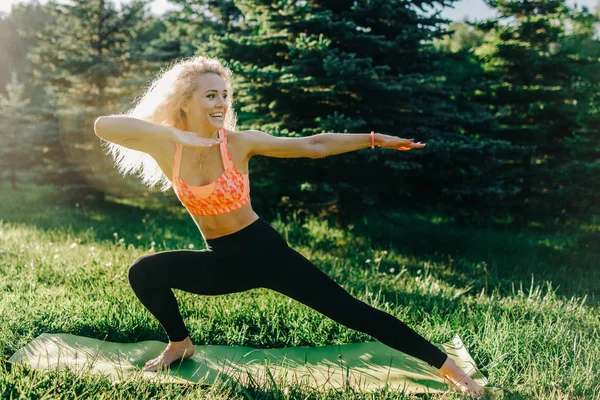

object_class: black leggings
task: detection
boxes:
[127,217,448,369]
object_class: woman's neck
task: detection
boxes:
[185,121,220,139]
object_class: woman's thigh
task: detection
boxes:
[260,246,367,327]
[129,249,260,295]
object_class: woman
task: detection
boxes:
[94,55,485,397]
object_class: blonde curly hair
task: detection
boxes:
[104,55,237,192]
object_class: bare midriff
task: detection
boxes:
[191,202,259,240]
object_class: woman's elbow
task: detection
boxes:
[94,116,107,138]
[94,116,121,141]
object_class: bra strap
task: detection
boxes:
[219,128,234,170]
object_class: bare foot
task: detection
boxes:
[438,357,486,398]
[143,336,195,372]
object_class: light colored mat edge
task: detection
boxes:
[8,333,503,396]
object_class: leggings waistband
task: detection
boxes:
[204,217,279,253]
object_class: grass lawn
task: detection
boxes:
[0,182,598,399]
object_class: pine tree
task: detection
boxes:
[435,21,485,53]
[27,0,161,206]
[433,21,520,224]
[472,0,600,223]
[0,3,55,100]
[0,3,65,199]
[138,0,244,61]
[557,2,600,218]
[214,0,499,223]
[0,73,34,189]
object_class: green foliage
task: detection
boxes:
[434,22,486,53]
[0,73,33,188]
[22,0,172,204]
[471,0,600,222]
[213,0,511,223]
[0,0,598,227]
[0,3,54,99]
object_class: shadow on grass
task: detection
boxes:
[2,182,598,306]
[315,209,599,307]
[0,183,206,250]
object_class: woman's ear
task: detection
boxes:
[180,99,190,114]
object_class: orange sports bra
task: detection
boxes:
[171,128,250,216]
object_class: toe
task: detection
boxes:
[144,358,158,371]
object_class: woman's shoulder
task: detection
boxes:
[225,128,259,137]
[225,129,261,160]
[225,128,262,146]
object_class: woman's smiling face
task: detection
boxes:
[183,73,228,132]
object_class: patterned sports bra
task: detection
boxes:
[171,129,250,216]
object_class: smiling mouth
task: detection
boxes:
[209,113,224,119]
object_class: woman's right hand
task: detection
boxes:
[170,127,224,148]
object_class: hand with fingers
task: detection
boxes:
[376,133,426,151]
[169,127,224,148]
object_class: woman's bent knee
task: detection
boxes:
[127,254,154,284]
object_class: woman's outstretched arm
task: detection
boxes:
[312,132,425,158]
[94,116,177,143]
[94,116,222,154]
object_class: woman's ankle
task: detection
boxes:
[439,356,456,373]
[169,336,191,345]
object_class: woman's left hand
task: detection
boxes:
[376,134,426,151]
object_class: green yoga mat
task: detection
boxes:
[8,333,502,396]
